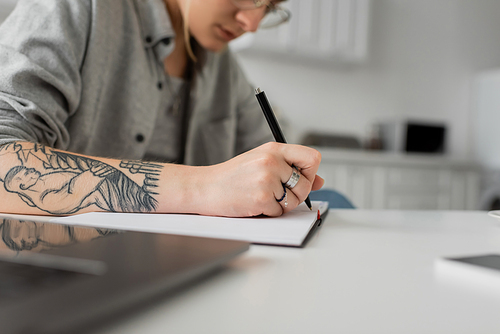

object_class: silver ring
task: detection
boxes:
[285,170,300,189]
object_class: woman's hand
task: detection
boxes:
[192,142,324,217]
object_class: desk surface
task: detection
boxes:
[86,210,500,334]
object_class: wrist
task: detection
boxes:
[156,164,213,215]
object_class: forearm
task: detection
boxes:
[0,141,323,217]
[0,141,202,215]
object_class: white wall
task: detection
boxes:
[236,0,500,159]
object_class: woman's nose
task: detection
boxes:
[235,8,265,32]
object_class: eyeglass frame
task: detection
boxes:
[230,0,291,29]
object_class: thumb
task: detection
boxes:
[312,175,324,191]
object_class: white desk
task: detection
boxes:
[92,210,500,334]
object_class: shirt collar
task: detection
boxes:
[135,0,176,62]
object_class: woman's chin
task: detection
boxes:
[199,39,228,53]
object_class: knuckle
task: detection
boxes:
[256,153,279,169]
[254,172,274,187]
[254,190,271,206]
[311,149,322,165]
[263,141,280,151]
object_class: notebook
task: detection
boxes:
[51,201,329,247]
[0,217,249,333]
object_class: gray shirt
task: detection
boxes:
[144,74,187,163]
[0,0,272,166]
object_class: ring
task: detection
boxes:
[276,184,287,203]
[285,170,300,189]
[276,184,288,207]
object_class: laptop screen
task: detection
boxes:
[0,217,249,333]
[0,219,113,304]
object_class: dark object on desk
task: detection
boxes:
[301,133,362,149]
[436,254,500,291]
[0,218,248,334]
[378,120,446,154]
[447,254,500,271]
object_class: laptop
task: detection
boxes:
[0,217,249,334]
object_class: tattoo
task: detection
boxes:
[119,160,162,195]
[0,218,118,253]
[0,143,162,214]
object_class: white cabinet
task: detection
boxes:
[317,148,480,210]
[237,0,371,62]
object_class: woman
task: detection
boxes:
[0,0,324,217]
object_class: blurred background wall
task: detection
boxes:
[235,0,500,160]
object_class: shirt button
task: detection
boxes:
[136,134,145,143]
[145,36,152,43]
[157,82,163,90]
[162,38,171,45]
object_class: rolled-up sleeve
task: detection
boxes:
[0,0,90,149]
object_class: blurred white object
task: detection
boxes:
[473,69,500,169]
[488,211,500,220]
[241,0,371,63]
[0,0,17,23]
[472,70,500,210]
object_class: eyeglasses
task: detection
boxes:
[231,0,291,29]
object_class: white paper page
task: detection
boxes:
[50,201,329,246]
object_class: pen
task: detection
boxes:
[255,87,312,210]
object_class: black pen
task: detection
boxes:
[255,87,312,210]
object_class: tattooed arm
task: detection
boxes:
[0,142,163,215]
[0,141,323,217]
